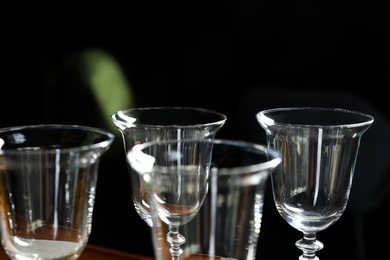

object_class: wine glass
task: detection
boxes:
[0,125,114,260]
[256,107,374,260]
[127,138,282,260]
[111,107,227,227]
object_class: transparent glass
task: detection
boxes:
[256,107,374,260]
[128,138,281,260]
[0,125,114,260]
[111,107,227,227]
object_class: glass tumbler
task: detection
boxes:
[0,124,114,260]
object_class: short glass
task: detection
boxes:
[128,138,281,260]
[0,124,114,260]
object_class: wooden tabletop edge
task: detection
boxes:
[85,244,154,259]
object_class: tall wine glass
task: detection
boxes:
[127,138,282,260]
[0,125,114,260]
[111,107,227,227]
[256,107,374,260]
[128,139,211,260]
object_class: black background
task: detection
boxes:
[4,1,390,259]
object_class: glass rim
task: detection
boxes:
[256,106,374,128]
[0,124,115,154]
[127,138,282,175]
[112,106,227,128]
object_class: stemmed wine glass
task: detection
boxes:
[256,107,374,260]
[128,139,212,260]
[111,107,227,227]
[0,125,114,260]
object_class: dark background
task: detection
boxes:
[4,1,390,260]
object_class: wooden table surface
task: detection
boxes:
[0,243,154,260]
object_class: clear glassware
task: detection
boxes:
[256,107,374,260]
[111,107,227,227]
[0,125,114,260]
[127,138,282,260]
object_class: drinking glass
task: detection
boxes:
[111,107,227,227]
[0,124,114,260]
[128,138,282,260]
[256,107,374,260]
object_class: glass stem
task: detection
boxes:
[295,232,324,260]
[167,225,185,260]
